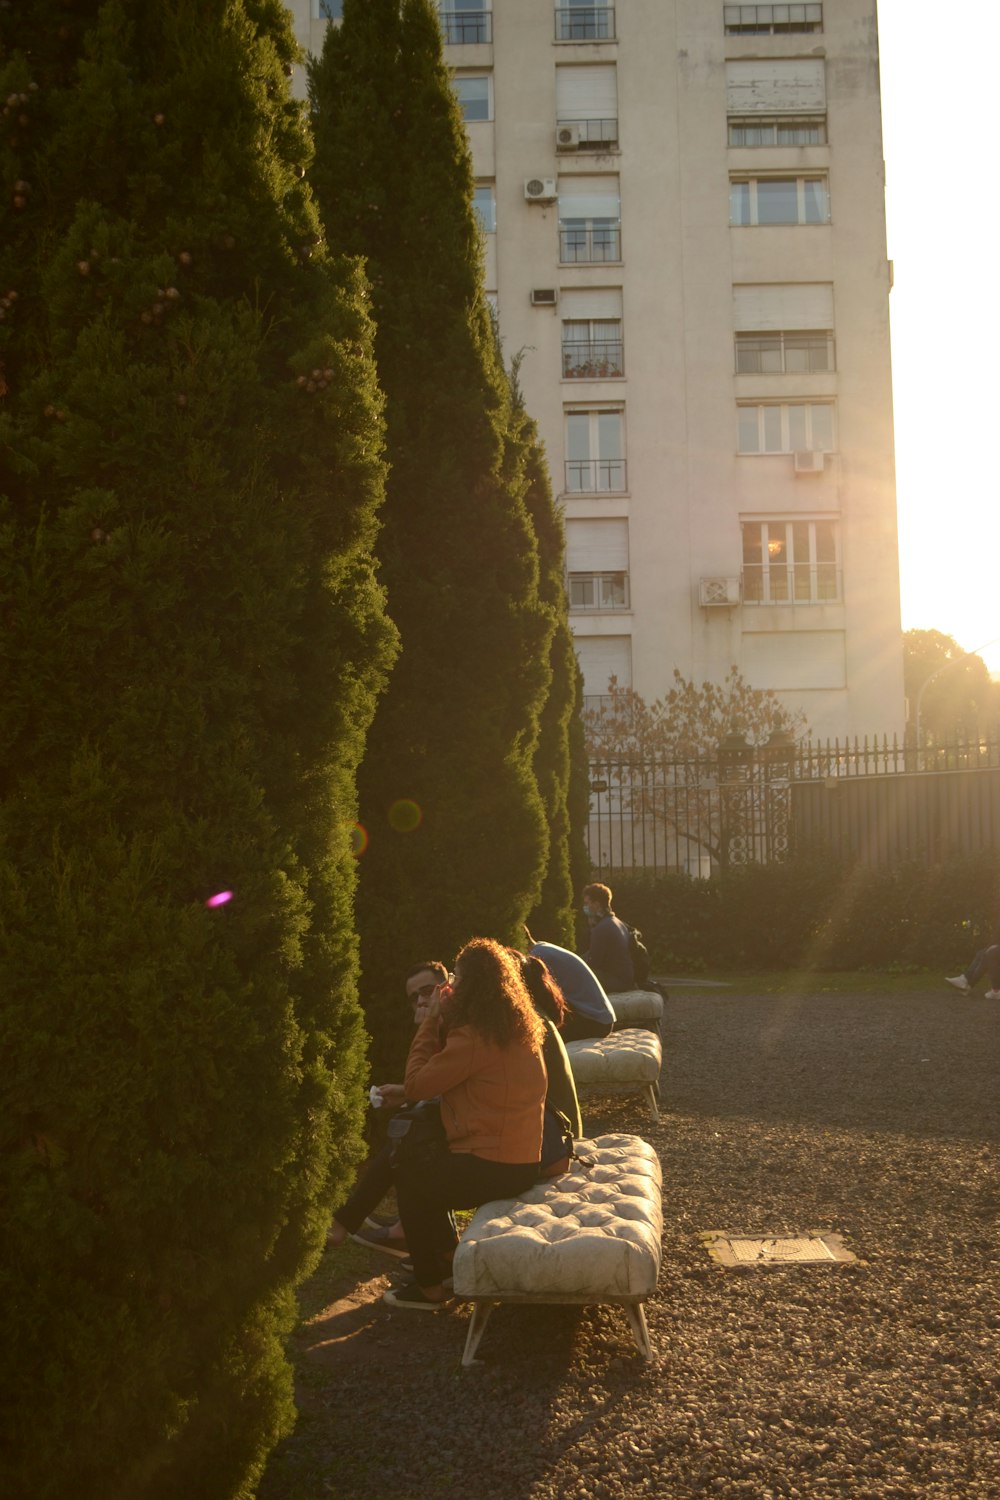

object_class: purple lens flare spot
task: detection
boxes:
[205,890,234,908]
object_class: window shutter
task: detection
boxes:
[558,174,620,221]
[560,288,623,320]
[726,60,825,114]
[556,64,618,120]
[733,283,834,331]
[575,635,632,695]
[566,519,629,573]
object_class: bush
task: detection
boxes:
[606,852,1000,976]
[0,4,394,1496]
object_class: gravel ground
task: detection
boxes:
[259,982,1000,1500]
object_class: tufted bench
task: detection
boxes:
[565,1027,663,1120]
[452,1133,662,1365]
[608,987,664,1035]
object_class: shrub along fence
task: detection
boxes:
[607,852,1000,977]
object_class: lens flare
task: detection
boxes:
[388,798,422,833]
[349,823,369,857]
[205,890,233,908]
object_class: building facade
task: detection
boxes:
[286,0,905,742]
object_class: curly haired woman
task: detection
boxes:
[384,938,547,1311]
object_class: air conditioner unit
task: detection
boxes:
[793,449,826,474]
[530,288,559,307]
[555,123,581,151]
[524,176,558,203]
[699,576,741,607]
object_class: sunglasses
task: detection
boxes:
[407,982,438,1003]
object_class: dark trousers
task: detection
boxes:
[394,1144,539,1287]
[560,1011,614,1043]
[334,1144,394,1234]
[965,945,1000,988]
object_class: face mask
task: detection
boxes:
[582,904,593,916]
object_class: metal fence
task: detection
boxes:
[586,730,1000,876]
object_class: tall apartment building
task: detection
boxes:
[286,0,905,741]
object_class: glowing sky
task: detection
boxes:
[877,0,1000,671]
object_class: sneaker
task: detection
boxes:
[945,975,971,993]
[985,989,1000,1000]
[382,1282,451,1312]
[350,1224,410,1259]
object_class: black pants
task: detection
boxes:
[334,1144,394,1234]
[394,1144,539,1286]
[560,1011,614,1043]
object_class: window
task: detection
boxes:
[736,330,834,373]
[558,176,621,263]
[562,320,623,378]
[315,0,343,17]
[730,175,829,226]
[562,290,623,378]
[556,3,616,41]
[570,573,629,610]
[576,633,632,711]
[728,116,826,146]
[724,4,822,35]
[473,185,496,234]
[738,402,834,453]
[565,409,625,491]
[453,74,492,122]
[556,64,619,147]
[567,520,629,611]
[742,519,839,604]
[438,1,491,44]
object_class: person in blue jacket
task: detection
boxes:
[524,933,617,1042]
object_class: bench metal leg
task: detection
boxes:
[461,1300,498,1365]
[644,1082,659,1120]
[623,1300,654,1361]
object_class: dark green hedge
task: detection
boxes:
[0,4,394,1497]
[607,852,1000,975]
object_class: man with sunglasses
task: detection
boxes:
[326,960,450,1256]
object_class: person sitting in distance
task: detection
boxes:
[579,882,636,995]
[946,942,1000,999]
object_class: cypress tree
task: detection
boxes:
[309,0,551,1071]
[511,399,578,948]
[0,3,395,1495]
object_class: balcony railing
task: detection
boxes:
[440,8,492,44]
[555,5,616,40]
[565,457,627,492]
[556,116,619,148]
[562,339,624,379]
[570,571,630,611]
[741,564,841,605]
[559,221,621,263]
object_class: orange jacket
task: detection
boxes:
[404,1016,546,1165]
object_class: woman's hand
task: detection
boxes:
[374,1083,406,1109]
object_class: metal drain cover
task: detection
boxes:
[701,1232,856,1267]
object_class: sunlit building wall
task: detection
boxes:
[286,0,905,741]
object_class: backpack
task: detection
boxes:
[626,924,652,987]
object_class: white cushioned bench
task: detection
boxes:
[566,1027,663,1120]
[608,987,664,1032]
[453,1134,662,1365]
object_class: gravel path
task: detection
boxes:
[260,984,1000,1500]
